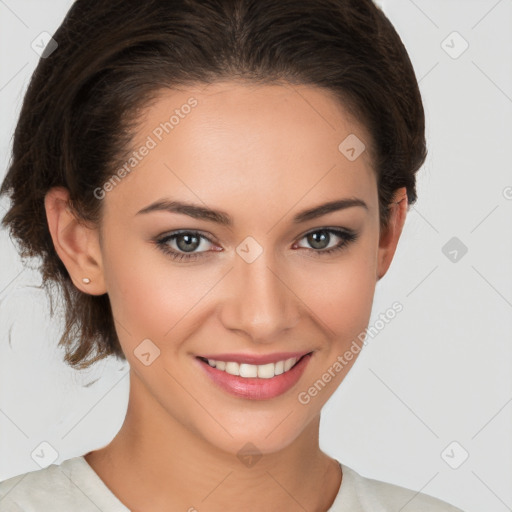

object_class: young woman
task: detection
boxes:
[0,0,465,510]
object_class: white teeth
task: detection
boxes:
[257,363,275,379]
[239,363,258,378]
[204,356,301,378]
[225,362,240,376]
[284,358,296,372]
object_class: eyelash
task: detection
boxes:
[154,228,358,262]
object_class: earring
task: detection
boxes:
[82,278,91,284]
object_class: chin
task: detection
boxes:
[188,408,318,460]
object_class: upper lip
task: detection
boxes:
[198,351,313,365]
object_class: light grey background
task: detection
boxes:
[0,1,511,511]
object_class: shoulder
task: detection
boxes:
[336,464,465,512]
[0,462,66,511]
[0,456,119,512]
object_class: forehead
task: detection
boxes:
[105,80,377,223]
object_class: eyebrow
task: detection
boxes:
[136,197,368,225]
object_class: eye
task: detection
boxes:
[154,227,358,262]
[294,228,358,257]
[155,230,218,262]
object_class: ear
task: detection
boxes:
[376,186,408,281]
[44,186,107,295]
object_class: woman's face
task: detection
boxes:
[94,80,404,455]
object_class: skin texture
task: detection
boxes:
[44,81,408,512]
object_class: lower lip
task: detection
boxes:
[196,353,313,400]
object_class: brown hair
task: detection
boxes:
[0,0,427,370]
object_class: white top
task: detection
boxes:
[0,455,465,511]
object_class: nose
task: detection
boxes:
[218,249,300,344]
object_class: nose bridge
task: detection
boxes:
[219,242,299,342]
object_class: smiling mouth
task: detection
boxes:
[196,352,312,379]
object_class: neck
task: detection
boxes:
[85,369,342,512]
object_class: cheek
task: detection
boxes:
[102,238,220,346]
[322,286,373,361]
[294,253,377,339]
